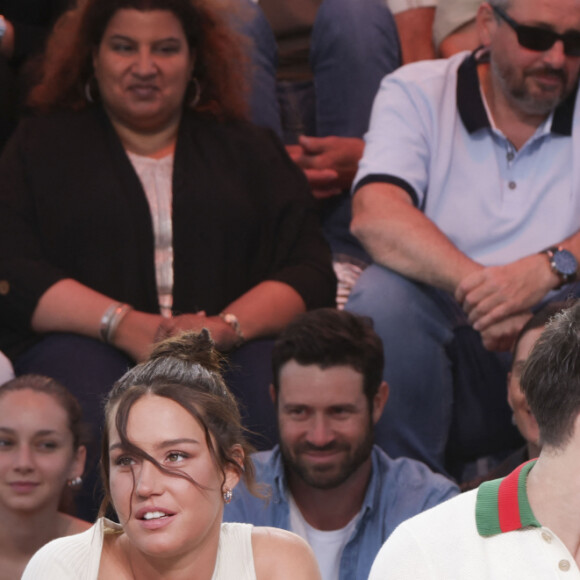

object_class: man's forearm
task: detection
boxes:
[351,183,480,293]
[393,7,436,64]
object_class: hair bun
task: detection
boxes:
[149,329,224,374]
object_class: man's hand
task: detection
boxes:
[455,253,558,331]
[393,7,436,64]
[286,135,364,199]
[480,311,533,352]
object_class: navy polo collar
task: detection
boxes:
[457,49,578,136]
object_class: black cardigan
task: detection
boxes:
[0,106,336,356]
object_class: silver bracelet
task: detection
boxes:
[100,302,133,344]
[219,312,245,346]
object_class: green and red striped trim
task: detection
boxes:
[476,460,540,537]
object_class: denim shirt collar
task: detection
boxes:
[268,444,379,530]
[269,445,290,503]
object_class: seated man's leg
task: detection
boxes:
[310,0,401,274]
[346,264,515,476]
[229,0,283,137]
[13,333,131,437]
[226,338,277,451]
[346,265,456,473]
[310,0,401,138]
[446,327,518,481]
[0,56,17,154]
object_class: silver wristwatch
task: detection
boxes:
[0,16,7,47]
[542,246,578,287]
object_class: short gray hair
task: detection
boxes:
[521,301,580,449]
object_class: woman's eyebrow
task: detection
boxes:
[155,438,201,450]
[109,437,201,452]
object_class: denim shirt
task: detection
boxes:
[224,445,459,580]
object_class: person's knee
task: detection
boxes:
[228,0,267,33]
[312,0,400,79]
[315,0,398,43]
[347,265,417,317]
[346,265,457,348]
[318,0,395,25]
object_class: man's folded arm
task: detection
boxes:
[351,181,481,293]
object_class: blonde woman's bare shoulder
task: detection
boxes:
[252,526,321,580]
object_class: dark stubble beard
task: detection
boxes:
[491,55,574,117]
[280,421,374,490]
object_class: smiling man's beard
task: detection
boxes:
[280,421,374,490]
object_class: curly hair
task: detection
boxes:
[29,0,249,120]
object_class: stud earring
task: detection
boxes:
[67,476,83,488]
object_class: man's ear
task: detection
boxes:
[476,2,496,47]
[269,384,277,405]
[506,371,514,409]
[372,381,389,425]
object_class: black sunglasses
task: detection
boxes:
[493,6,580,57]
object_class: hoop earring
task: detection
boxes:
[84,78,97,104]
[67,476,83,489]
[223,487,233,504]
[189,77,201,108]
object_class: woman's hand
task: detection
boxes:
[112,310,164,362]
[31,278,305,362]
[286,136,364,199]
[155,313,242,352]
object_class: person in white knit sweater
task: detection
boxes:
[369,300,580,579]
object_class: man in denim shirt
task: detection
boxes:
[224,308,458,580]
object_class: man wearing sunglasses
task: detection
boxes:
[346,0,580,480]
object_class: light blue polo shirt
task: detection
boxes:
[354,50,580,267]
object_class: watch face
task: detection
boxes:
[554,250,578,277]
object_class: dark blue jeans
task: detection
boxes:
[238,0,401,139]
[235,0,401,262]
[346,265,580,477]
[0,56,17,154]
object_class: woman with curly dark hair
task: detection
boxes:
[0,0,336,470]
